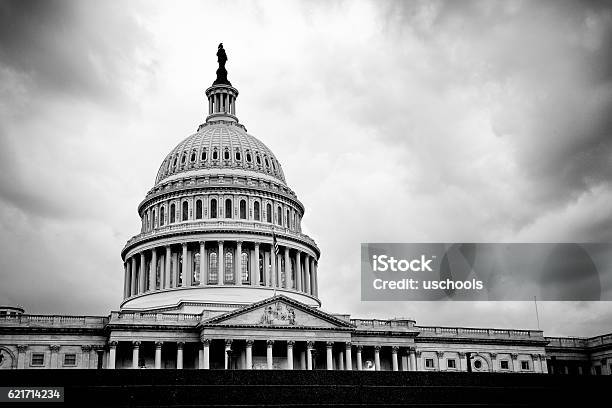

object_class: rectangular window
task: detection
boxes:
[521,361,529,370]
[64,354,77,366]
[31,353,44,366]
[500,360,509,370]
[425,358,435,369]
[447,359,456,369]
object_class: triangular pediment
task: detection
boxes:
[201,295,354,329]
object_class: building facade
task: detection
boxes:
[1,46,610,374]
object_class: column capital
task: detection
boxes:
[356,345,363,352]
[202,339,211,346]
[392,346,399,354]
[132,341,141,347]
[415,351,422,357]
[490,353,497,359]
[458,352,466,358]
[237,240,243,245]
[254,242,260,248]
[225,339,233,347]
[436,351,444,358]
[109,341,118,348]
[165,244,171,249]
[182,242,187,248]
[287,340,295,347]
[246,339,254,347]
[511,353,519,359]
[49,345,60,352]
[374,345,381,352]
[218,240,224,245]
[177,341,185,349]
[17,345,28,353]
[81,345,92,352]
[266,340,274,346]
[155,341,163,348]
[326,341,334,348]
[531,354,539,360]
[306,341,315,349]
[345,342,352,349]
[199,240,206,245]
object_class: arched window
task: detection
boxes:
[224,251,234,283]
[264,157,270,168]
[239,200,247,219]
[246,152,252,162]
[182,201,189,221]
[256,155,261,165]
[241,252,249,283]
[225,199,232,219]
[254,201,260,221]
[160,206,165,226]
[212,149,218,160]
[208,252,218,284]
[201,149,207,161]
[181,154,186,164]
[170,203,176,223]
[272,159,276,170]
[266,203,272,223]
[210,199,217,218]
[190,152,196,162]
[196,200,203,219]
[152,209,156,228]
[224,149,230,160]
[277,206,283,226]
[286,209,290,229]
[235,150,241,161]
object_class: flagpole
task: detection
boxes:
[534,296,540,330]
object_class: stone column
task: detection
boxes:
[159,253,165,289]
[458,352,466,372]
[253,243,260,286]
[374,346,381,371]
[264,249,270,286]
[410,348,417,372]
[203,339,210,369]
[511,353,518,372]
[218,241,225,285]
[284,247,292,289]
[182,244,189,287]
[245,340,253,369]
[271,247,277,288]
[392,346,399,371]
[224,339,233,370]
[306,341,314,370]
[304,255,311,294]
[172,251,179,287]
[436,351,443,371]
[266,340,274,369]
[540,354,548,373]
[287,341,294,370]
[313,260,318,297]
[150,248,157,291]
[131,257,137,295]
[338,350,344,370]
[177,342,184,369]
[108,341,117,369]
[236,241,243,284]
[80,345,91,369]
[356,346,363,370]
[139,253,146,293]
[490,353,498,372]
[123,263,129,298]
[532,354,540,373]
[296,251,302,291]
[165,246,171,288]
[416,351,422,371]
[300,350,306,369]
[155,342,162,369]
[200,241,206,286]
[326,342,333,370]
[132,341,140,369]
[401,349,408,371]
[17,345,28,369]
[345,342,353,371]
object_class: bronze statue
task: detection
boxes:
[213,43,231,86]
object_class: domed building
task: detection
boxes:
[0,46,610,375]
[120,46,320,314]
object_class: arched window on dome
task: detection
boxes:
[264,157,270,168]
[224,250,234,283]
[254,201,260,221]
[266,203,272,223]
[208,252,218,284]
[235,150,241,161]
[173,156,178,168]
[196,199,203,219]
[212,149,219,160]
[239,200,247,219]
[182,201,189,221]
[241,251,249,284]
[181,153,187,165]
[160,206,165,226]
[256,154,261,165]
[152,209,156,228]
[210,199,217,219]
[271,159,277,171]
[225,199,232,219]
[277,206,283,226]
[201,149,207,162]
[286,209,290,229]
[246,152,252,163]
[224,149,230,161]
[170,203,176,223]
[190,151,196,163]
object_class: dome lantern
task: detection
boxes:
[205,43,239,124]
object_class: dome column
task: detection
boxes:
[296,251,302,292]
[199,241,207,286]
[164,246,171,288]
[218,241,225,285]
[264,250,270,286]
[172,250,179,288]
[139,253,146,294]
[149,248,157,291]
[252,243,260,286]
[182,244,190,287]
[310,258,317,297]
[304,254,311,295]
[284,247,292,289]
[130,257,137,296]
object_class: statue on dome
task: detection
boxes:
[213,43,231,86]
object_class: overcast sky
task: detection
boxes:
[1,0,611,337]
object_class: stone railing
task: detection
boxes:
[351,319,416,331]
[0,314,108,328]
[414,325,544,339]
[545,333,612,349]
[124,221,318,251]
[108,311,201,326]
